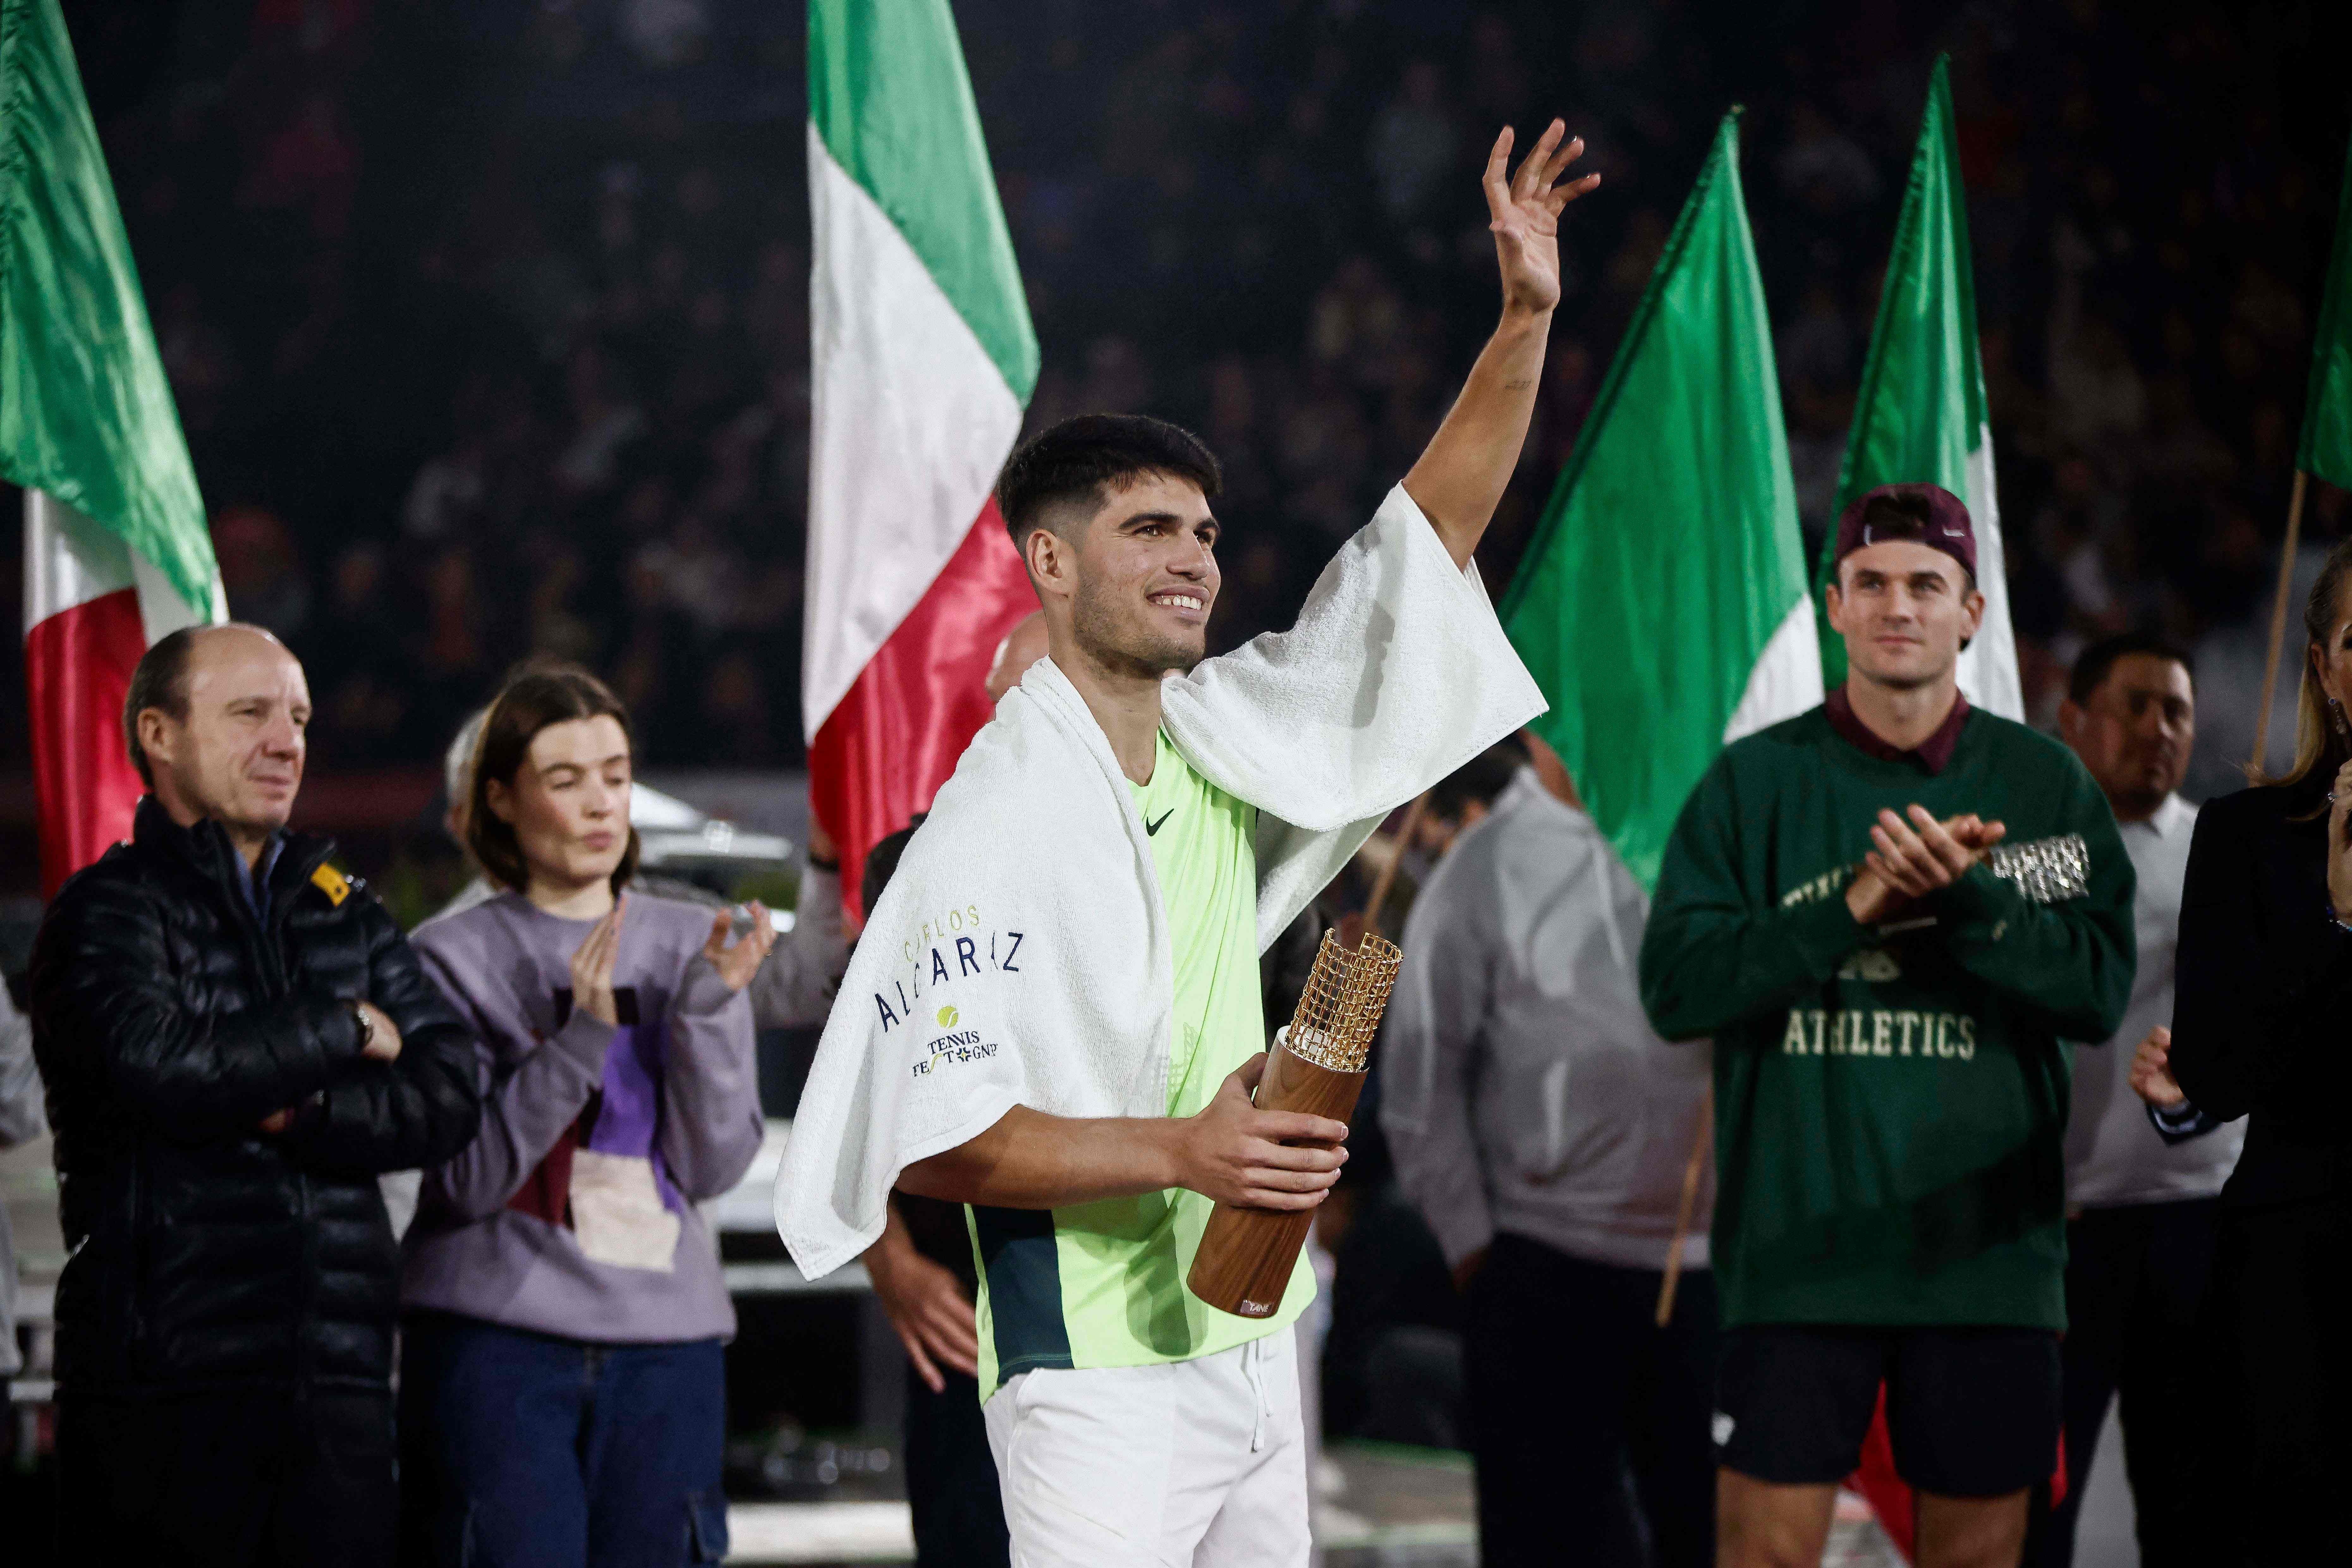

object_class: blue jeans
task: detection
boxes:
[399,1313,729,1568]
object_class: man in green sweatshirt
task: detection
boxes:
[1639,483,2134,1568]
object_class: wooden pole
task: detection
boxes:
[2251,469,2312,774]
[1654,1084,1712,1328]
[1359,792,1429,939]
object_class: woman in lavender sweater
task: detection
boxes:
[399,666,774,1566]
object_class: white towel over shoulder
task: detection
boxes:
[774,485,1545,1278]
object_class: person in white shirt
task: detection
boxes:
[2029,632,2238,1568]
[1382,755,1714,1568]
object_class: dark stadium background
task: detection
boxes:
[3,1,2349,903]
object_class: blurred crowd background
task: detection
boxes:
[0,0,2345,1496]
[1,0,2348,794]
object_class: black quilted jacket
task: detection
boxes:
[28,798,482,1397]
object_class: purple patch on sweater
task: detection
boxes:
[582,1017,686,1215]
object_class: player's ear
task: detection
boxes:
[1025,526,1074,601]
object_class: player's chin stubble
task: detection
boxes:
[1073,584,1205,679]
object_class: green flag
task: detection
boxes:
[1500,111,1821,891]
[0,0,213,611]
[1811,55,2020,716]
[2299,125,2352,490]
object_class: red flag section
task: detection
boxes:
[1849,1394,1918,1560]
[24,584,148,896]
[808,500,1037,921]
[1847,1388,2065,1561]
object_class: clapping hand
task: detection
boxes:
[703,901,776,992]
[1483,120,1599,319]
[2129,1025,2187,1111]
[570,894,627,1025]
[1846,808,2007,924]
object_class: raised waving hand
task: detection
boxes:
[1483,119,1601,319]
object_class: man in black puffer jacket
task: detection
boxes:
[29,623,481,1567]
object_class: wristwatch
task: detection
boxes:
[350,999,375,1052]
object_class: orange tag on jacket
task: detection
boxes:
[311,864,351,907]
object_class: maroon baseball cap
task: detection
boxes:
[1832,483,1976,582]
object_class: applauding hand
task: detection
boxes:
[702,901,777,992]
[1847,809,2006,924]
[569,894,626,1024]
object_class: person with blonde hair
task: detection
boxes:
[2154,535,2352,1564]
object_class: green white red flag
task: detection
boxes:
[1813,54,2020,718]
[1501,111,1821,891]
[3,0,222,895]
[803,0,1039,915]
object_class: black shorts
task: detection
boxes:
[1715,1324,2060,1498]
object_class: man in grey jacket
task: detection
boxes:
[1383,757,1714,1568]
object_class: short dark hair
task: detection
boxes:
[2069,632,2195,706]
[861,813,927,915]
[121,626,208,789]
[996,413,1222,551]
[466,665,641,896]
[1428,739,1528,823]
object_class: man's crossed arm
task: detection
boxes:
[898,1051,1348,1211]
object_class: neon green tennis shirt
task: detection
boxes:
[969,729,1315,1392]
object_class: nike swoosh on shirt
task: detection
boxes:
[1146,809,1174,836]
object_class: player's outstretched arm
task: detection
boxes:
[1403,120,1599,571]
[899,1054,1347,1211]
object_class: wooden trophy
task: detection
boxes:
[1187,931,1403,1318]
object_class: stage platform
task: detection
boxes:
[716,1446,1917,1565]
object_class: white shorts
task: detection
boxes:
[982,1326,1311,1568]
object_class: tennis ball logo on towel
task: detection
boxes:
[936,1005,959,1028]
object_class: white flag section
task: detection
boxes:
[1955,435,2022,720]
[801,0,1042,915]
[27,488,221,643]
[1724,597,1826,745]
[801,125,1026,737]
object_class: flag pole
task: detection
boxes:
[1655,1085,1712,1327]
[2250,469,2311,774]
[1359,792,1428,940]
